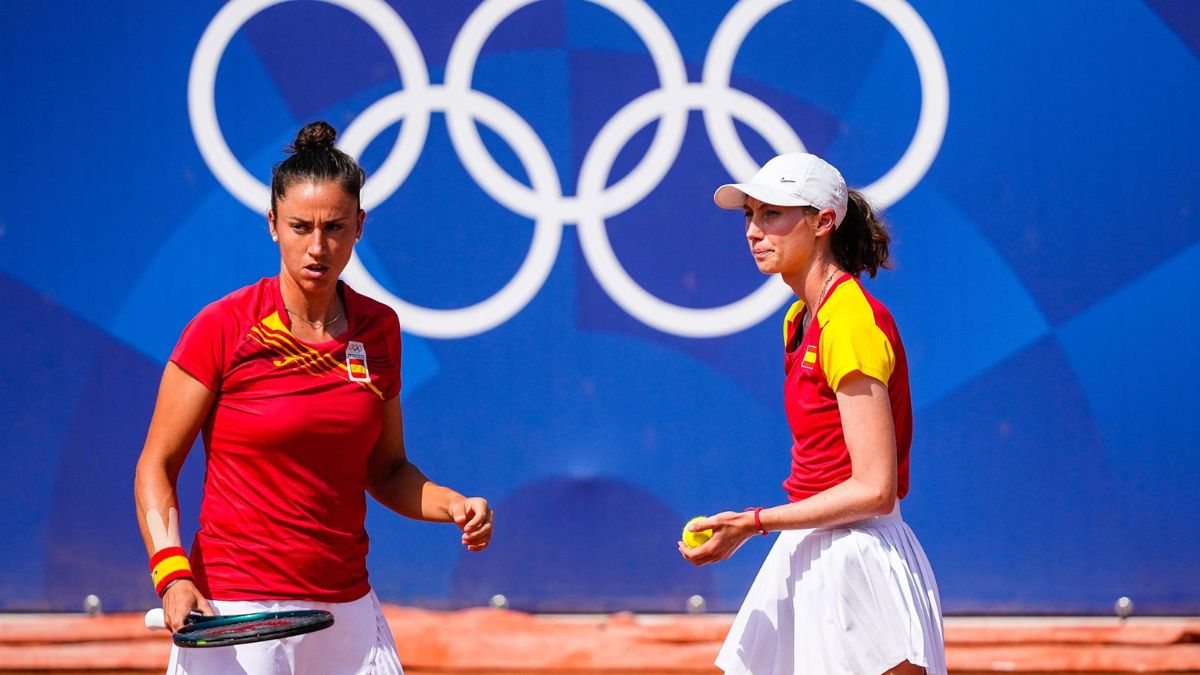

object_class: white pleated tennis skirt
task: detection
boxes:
[716,504,945,675]
[167,589,403,675]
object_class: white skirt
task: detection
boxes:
[716,505,945,675]
[166,589,403,675]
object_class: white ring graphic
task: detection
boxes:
[190,0,949,338]
[702,0,949,206]
[577,84,800,337]
[188,0,430,213]
[443,0,689,223]
[338,88,562,339]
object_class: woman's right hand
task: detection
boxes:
[161,579,214,632]
[677,510,756,566]
[135,362,217,633]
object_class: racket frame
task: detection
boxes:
[157,609,335,648]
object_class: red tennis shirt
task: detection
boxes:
[781,274,912,502]
[170,276,401,602]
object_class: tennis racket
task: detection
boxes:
[144,608,334,648]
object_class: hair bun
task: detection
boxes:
[290,120,338,153]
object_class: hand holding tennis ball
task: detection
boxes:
[682,516,714,549]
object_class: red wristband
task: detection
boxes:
[744,507,768,536]
[155,569,193,597]
[149,546,187,568]
[149,546,193,596]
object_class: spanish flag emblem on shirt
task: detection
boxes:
[802,344,818,370]
[346,341,371,383]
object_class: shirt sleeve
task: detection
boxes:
[818,314,896,392]
[782,300,804,348]
[385,312,403,401]
[169,302,232,391]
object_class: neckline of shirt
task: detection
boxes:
[270,275,355,350]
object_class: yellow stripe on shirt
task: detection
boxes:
[783,300,805,347]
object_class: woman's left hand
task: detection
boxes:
[677,510,755,566]
[450,497,493,552]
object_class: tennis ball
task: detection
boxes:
[682,517,713,549]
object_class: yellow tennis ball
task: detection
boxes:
[682,516,713,549]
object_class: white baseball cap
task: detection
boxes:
[713,152,849,226]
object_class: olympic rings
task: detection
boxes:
[188,0,430,214]
[443,0,689,224]
[189,0,949,339]
[338,88,563,339]
[576,84,801,337]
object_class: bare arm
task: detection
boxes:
[133,362,216,629]
[366,396,493,551]
[681,371,898,564]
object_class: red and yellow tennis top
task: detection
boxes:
[781,274,912,502]
[170,276,401,602]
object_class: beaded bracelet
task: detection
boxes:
[744,507,768,536]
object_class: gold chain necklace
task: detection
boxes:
[285,305,341,330]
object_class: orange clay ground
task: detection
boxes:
[0,606,1198,673]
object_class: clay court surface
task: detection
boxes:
[1,606,1198,673]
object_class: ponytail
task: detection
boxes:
[830,190,891,278]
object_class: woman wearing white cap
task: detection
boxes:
[679,153,945,674]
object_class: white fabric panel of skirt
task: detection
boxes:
[716,504,945,674]
[166,589,403,675]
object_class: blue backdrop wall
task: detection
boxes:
[2,0,1197,614]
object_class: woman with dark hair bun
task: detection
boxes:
[134,121,493,674]
[680,153,945,674]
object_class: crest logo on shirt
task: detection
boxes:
[802,345,818,370]
[346,341,371,383]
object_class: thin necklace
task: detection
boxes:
[285,303,341,330]
[809,267,841,320]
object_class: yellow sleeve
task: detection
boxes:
[818,313,895,392]
[783,300,805,347]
